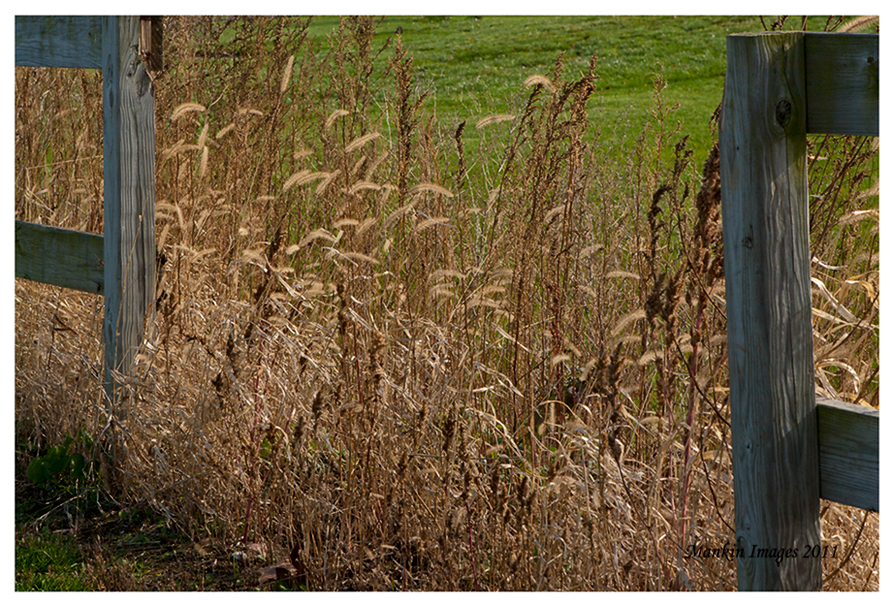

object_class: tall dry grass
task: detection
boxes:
[15,16,878,590]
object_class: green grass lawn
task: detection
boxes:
[15,528,92,591]
[300,15,834,162]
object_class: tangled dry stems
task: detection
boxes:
[15,17,878,590]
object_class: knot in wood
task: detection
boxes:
[775,99,792,128]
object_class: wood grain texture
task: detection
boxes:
[816,397,878,511]
[720,32,821,591]
[15,16,103,69]
[102,16,156,398]
[139,17,164,73]
[805,33,879,136]
[15,221,104,294]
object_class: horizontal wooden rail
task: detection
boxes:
[816,396,878,511]
[15,16,103,69]
[15,220,104,294]
[804,33,879,136]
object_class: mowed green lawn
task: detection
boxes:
[302,16,835,162]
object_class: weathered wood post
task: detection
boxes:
[102,16,157,414]
[720,30,879,591]
[720,32,821,591]
[15,16,158,473]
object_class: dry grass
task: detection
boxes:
[15,17,878,591]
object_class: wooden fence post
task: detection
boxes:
[719,32,822,591]
[16,16,159,485]
[102,16,156,417]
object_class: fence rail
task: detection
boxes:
[804,33,879,135]
[15,222,105,294]
[816,397,878,512]
[15,15,103,68]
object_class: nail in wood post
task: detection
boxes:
[719,32,821,591]
[102,16,156,416]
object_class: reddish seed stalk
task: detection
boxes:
[465,496,480,591]
[679,296,705,552]
[241,333,279,544]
